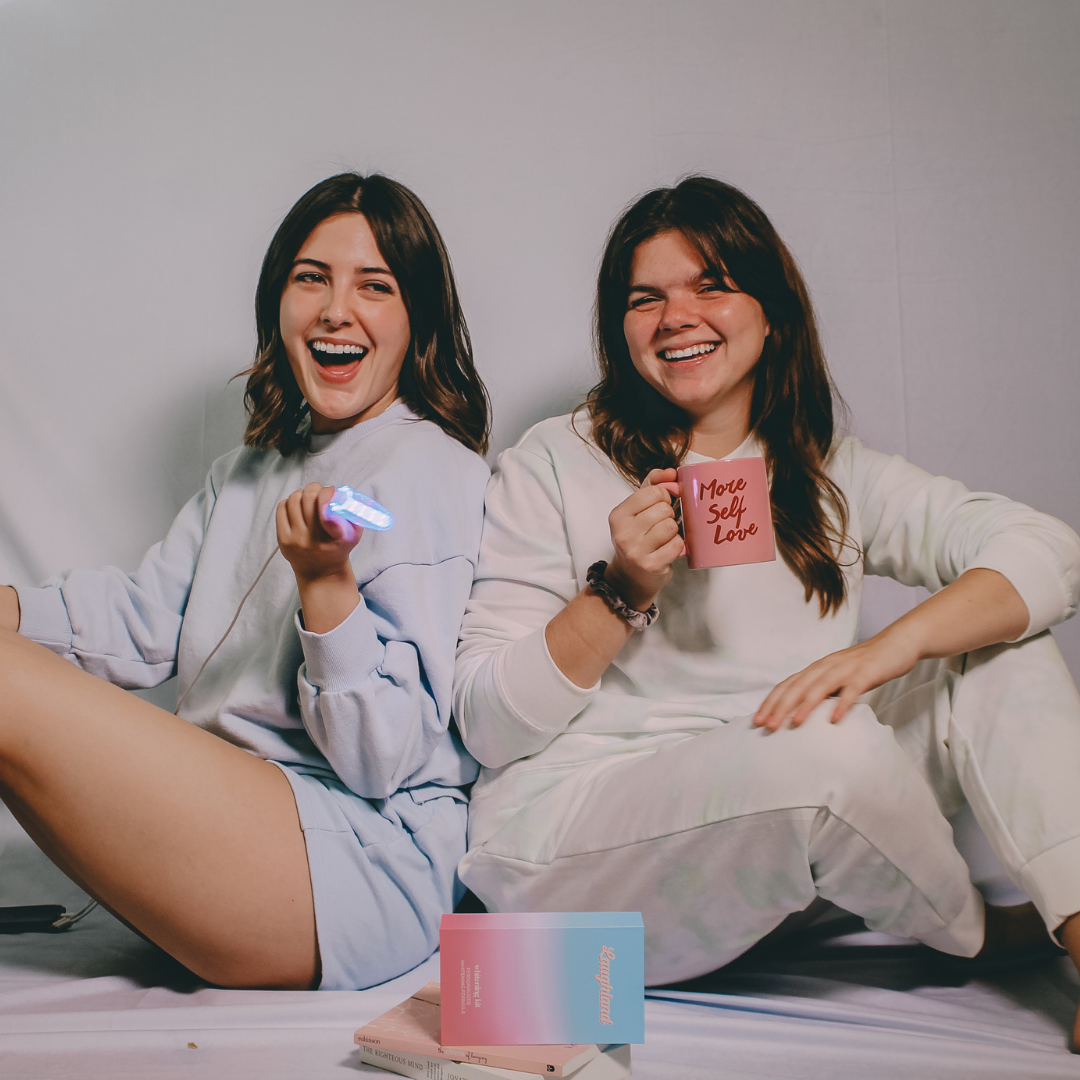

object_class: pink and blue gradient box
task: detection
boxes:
[439,912,645,1045]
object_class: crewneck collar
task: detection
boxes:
[307,399,414,456]
[684,430,762,464]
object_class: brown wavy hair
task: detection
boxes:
[586,176,851,615]
[242,173,489,456]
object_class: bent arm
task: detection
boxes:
[855,445,1080,639]
[877,566,1028,661]
[756,443,1080,728]
[297,556,480,798]
[544,467,682,689]
[544,586,635,689]
[454,436,684,767]
[9,480,213,688]
[455,445,603,768]
[756,567,1029,728]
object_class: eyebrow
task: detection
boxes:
[292,258,394,275]
[628,269,719,293]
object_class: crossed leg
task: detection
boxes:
[0,628,317,989]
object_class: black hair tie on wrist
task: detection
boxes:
[585,560,659,631]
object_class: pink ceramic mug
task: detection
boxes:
[676,457,776,569]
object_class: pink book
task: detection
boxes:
[354,982,600,1078]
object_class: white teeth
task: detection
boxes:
[661,343,718,361]
[310,341,366,356]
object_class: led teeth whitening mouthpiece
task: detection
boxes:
[326,486,395,531]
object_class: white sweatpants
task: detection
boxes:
[460,631,1080,985]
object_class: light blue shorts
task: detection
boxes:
[272,762,467,991]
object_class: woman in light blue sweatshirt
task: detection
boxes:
[0,174,491,990]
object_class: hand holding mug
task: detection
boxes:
[605,468,684,611]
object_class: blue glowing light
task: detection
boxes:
[326,486,395,531]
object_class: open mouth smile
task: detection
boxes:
[308,340,369,366]
[658,342,719,362]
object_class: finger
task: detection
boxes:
[632,499,677,531]
[830,687,863,723]
[610,485,666,526]
[275,499,292,547]
[754,672,805,727]
[654,531,685,565]
[285,489,307,534]
[629,527,683,576]
[300,482,324,531]
[631,483,677,512]
[320,506,359,545]
[641,515,681,554]
[641,468,678,488]
[784,667,852,726]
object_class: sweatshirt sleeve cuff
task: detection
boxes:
[970,536,1073,641]
[15,585,74,653]
[495,625,598,733]
[295,599,382,693]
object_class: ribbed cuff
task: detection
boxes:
[15,585,74,653]
[295,600,382,693]
[971,536,1071,640]
[496,625,598,733]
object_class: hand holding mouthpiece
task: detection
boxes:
[325,486,395,531]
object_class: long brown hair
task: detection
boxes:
[587,176,850,615]
[243,173,489,456]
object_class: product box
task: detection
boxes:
[439,912,645,1046]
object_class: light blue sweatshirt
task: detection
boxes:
[18,402,488,799]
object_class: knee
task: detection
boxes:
[756,702,912,811]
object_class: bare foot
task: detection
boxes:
[977,901,1052,960]
[1056,912,1080,1053]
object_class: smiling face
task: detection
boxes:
[623,229,769,452]
[278,212,411,434]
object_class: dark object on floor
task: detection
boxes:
[453,888,487,914]
[0,904,65,933]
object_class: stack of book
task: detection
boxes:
[354,982,631,1080]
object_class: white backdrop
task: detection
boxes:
[1,0,1077,683]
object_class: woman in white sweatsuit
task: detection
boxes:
[453,177,1080,1040]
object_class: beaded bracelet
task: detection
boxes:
[585,560,659,632]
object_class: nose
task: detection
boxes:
[660,292,700,333]
[321,284,353,328]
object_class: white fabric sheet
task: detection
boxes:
[2,803,1077,1079]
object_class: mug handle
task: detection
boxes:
[655,480,687,549]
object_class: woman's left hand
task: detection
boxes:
[753,629,920,731]
[753,568,1029,731]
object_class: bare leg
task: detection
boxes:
[0,629,317,989]
[1056,913,1080,1052]
[977,901,1051,958]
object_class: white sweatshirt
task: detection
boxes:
[454,413,1080,848]
[19,403,490,801]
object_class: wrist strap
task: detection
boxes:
[585,561,659,632]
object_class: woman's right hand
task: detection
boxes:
[604,468,684,611]
[545,467,683,689]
